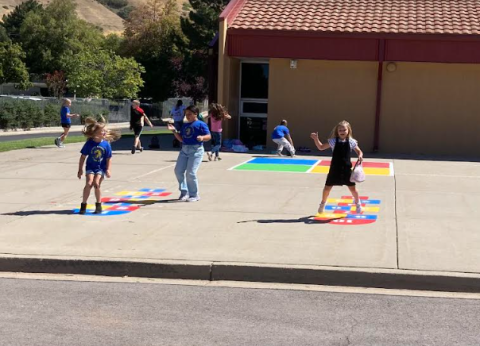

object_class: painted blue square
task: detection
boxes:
[248,158,318,166]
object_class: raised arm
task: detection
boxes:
[167,123,183,142]
[310,132,330,151]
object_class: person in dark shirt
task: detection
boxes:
[130,100,153,154]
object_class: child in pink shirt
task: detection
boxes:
[207,104,231,161]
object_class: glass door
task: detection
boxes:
[239,61,269,148]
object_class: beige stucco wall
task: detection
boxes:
[223,58,240,139]
[380,62,480,157]
[268,59,378,152]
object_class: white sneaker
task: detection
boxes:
[356,204,362,213]
[179,194,189,202]
[318,202,326,214]
[276,152,284,157]
[207,152,212,161]
[59,142,65,148]
[187,196,200,202]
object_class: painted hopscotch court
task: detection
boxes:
[230,157,391,226]
[230,157,394,176]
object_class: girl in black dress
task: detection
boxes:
[311,120,364,214]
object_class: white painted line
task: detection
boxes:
[389,162,395,176]
[228,158,255,171]
[306,159,322,173]
[134,164,176,180]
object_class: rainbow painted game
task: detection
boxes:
[230,158,393,176]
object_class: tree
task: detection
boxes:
[0,41,32,89]
[171,56,208,103]
[180,0,229,52]
[178,0,229,102]
[122,0,183,101]
[45,70,67,98]
[63,50,145,99]
[19,0,104,74]
[2,0,43,43]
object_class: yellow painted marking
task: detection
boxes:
[115,191,146,196]
[352,206,379,212]
[311,167,391,176]
[314,213,347,219]
[363,168,390,176]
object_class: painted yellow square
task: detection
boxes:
[327,198,353,204]
[310,166,330,174]
[115,191,132,196]
[363,168,391,176]
[352,206,379,212]
[315,212,347,218]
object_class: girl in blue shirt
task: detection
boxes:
[77,117,121,215]
[168,106,211,202]
[55,98,79,148]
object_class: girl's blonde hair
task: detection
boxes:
[329,120,355,140]
[82,116,121,142]
[209,103,228,121]
[62,98,71,107]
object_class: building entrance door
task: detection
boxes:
[239,61,269,149]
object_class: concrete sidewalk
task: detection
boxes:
[1,144,480,292]
[0,122,131,137]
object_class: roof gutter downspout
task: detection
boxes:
[373,39,385,152]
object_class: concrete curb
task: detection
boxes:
[1,256,480,293]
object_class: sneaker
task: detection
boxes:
[131,146,136,154]
[139,146,143,152]
[54,138,60,147]
[207,152,212,161]
[59,142,65,148]
[79,203,87,215]
[217,157,222,161]
[187,196,200,202]
[178,194,189,202]
[291,154,296,158]
[318,202,326,214]
[277,152,284,157]
[94,202,102,214]
[356,204,362,214]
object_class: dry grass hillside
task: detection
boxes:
[1,0,190,34]
[0,0,125,34]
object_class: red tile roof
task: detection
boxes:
[229,0,480,36]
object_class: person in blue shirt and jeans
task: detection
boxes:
[77,117,120,214]
[272,119,296,157]
[168,105,211,202]
[55,98,79,148]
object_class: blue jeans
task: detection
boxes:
[211,132,222,157]
[174,144,204,198]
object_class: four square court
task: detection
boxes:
[230,158,394,176]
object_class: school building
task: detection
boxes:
[212,0,480,157]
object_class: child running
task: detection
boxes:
[272,120,295,157]
[207,103,231,161]
[130,100,153,154]
[77,117,121,215]
[167,105,211,202]
[310,120,364,214]
[55,98,79,148]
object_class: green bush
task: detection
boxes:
[0,102,17,130]
[44,104,61,127]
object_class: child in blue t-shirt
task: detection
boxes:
[77,117,120,215]
[55,98,79,148]
[272,119,296,157]
[167,106,211,202]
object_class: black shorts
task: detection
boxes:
[61,123,71,129]
[132,125,143,136]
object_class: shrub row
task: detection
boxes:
[0,101,109,131]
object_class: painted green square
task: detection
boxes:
[234,163,311,172]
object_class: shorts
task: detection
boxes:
[61,123,71,128]
[132,125,143,136]
[86,169,105,177]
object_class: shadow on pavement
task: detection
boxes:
[3,210,74,216]
[238,216,334,225]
